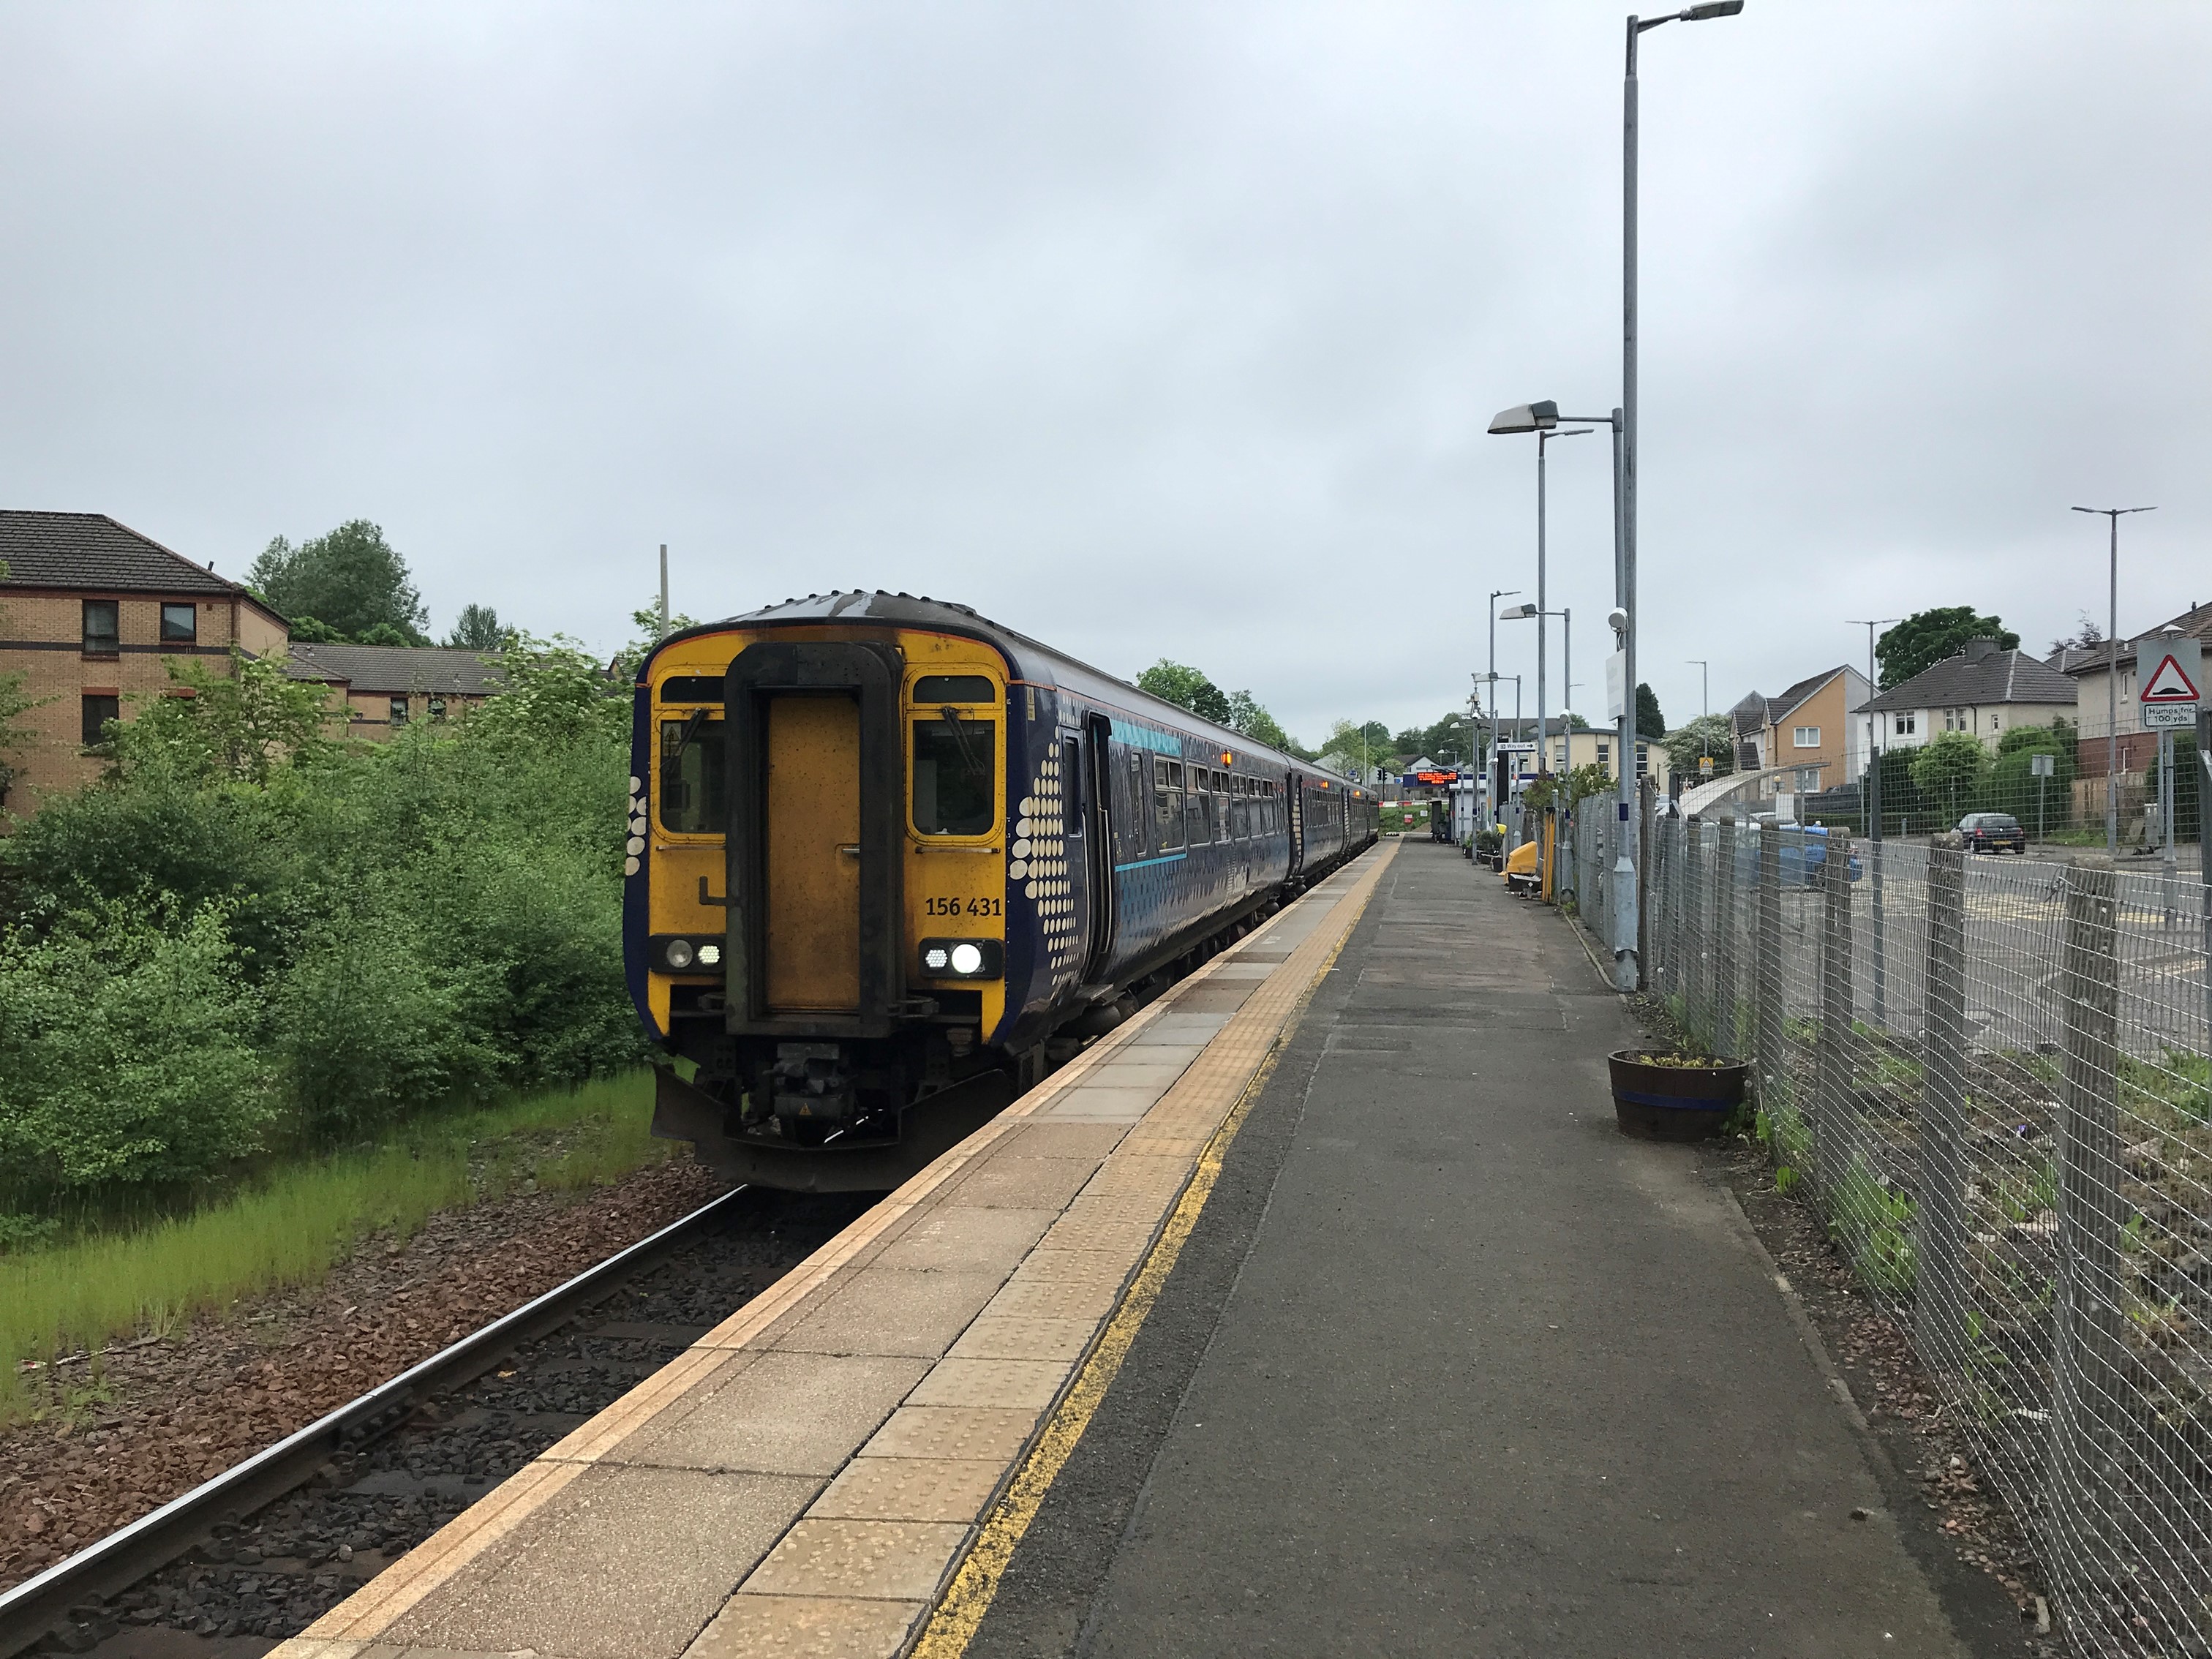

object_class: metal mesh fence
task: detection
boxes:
[1641,816,2212,1655]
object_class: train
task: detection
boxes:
[626,592,1379,1191]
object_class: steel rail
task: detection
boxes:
[0,1184,753,1658]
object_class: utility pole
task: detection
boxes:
[1848,618,1898,1026]
[2073,506,2155,859]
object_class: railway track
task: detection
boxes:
[0,1184,868,1657]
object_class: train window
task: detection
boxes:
[659,676,725,704]
[1154,756,1186,849]
[913,674,997,704]
[1062,737,1083,837]
[660,717,728,834]
[914,713,996,835]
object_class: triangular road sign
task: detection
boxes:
[2142,651,2200,704]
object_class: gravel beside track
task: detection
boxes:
[4,1162,871,1656]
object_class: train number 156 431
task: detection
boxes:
[925,896,1002,917]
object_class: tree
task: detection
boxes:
[1636,682,1666,741]
[611,601,703,682]
[1135,660,1232,725]
[1661,715,1734,780]
[1876,607,2019,690]
[467,635,628,748]
[1909,731,1990,827]
[2047,613,2105,657]
[1988,725,2077,833]
[248,520,429,643]
[108,651,341,786]
[1224,689,1292,753]
[445,603,512,652]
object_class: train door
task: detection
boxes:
[1286,772,1306,880]
[764,694,862,1012]
[1080,715,1116,980]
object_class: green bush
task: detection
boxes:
[0,901,274,1201]
[0,640,642,1208]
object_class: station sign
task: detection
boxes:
[2140,638,2201,730]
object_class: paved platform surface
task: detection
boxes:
[933,838,1971,1659]
[271,846,1396,1659]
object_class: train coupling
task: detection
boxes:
[770,1042,857,1126]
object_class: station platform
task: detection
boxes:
[276,838,1973,1659]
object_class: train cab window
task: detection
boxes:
[914,674,996,704]
[661,716,729,834]
[914,712,996,835]
[1155,756,1186,850]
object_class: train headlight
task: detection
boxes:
[918,938,1003,980]
[648,934,726,976]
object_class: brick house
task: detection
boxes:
[282,642,504,737]
[0,511,288,812]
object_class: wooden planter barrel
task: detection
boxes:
[1606,1050,1748,1141]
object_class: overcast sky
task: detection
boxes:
[2,2,2204,748]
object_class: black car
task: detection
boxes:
[1958,811,2027,854]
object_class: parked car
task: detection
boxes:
[1729,820,1863,887]
[1957,811,2027,854]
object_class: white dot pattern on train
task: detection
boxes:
[1011,747,1078,990]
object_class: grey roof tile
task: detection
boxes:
[0,510,267,605]
[282,643,505,696]
[1859,647,2076,714]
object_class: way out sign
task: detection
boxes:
[2140,637,2202,730]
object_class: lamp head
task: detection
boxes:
[1488,400,1559,435]
[1500,603,1539,620]
[1683,1,1745,17]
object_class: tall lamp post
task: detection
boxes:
[2073,505,2156,859]
[1492,426,1592,782]
[1504,604,1573,774]
[1617,0,1747,990]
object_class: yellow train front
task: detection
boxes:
[627,592,1375,1192]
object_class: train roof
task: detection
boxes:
[654,590,1371,792]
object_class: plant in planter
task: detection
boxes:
[1606,1049,1748,1141]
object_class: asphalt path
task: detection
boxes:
[964,838,1979,1658]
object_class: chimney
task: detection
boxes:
[1963,636,1998,662]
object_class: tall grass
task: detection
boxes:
[0,1071,664,1422]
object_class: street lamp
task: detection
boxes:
[1505,604,1574,774]
[1485,586,1521,787]
[2072,505,2156,859]
[1617,0,1748,990]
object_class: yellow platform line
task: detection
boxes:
[910,843,1395,1658]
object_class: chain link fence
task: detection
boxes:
[1639,815,2212,1655]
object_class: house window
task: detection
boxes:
[82,599,118,654]
[1793,726,1820,748]
[1990,714,2000,731]
[1597,743,1611,772]
[1795,766,1823,791]
[80,693,118,747]
[1894,713,1916,737]
[429,696,448,721]
[389,696,410,726]
[160,603,198,644]
[1635,743,1649,779]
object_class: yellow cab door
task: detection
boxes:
[764,693,862,1012]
